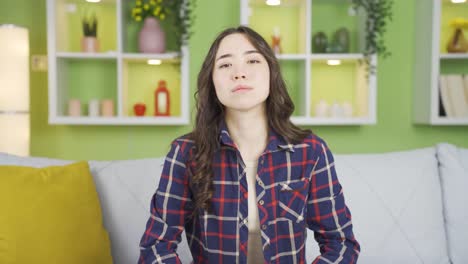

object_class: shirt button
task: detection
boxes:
[259,181,264,187]
[259,200,264,205]
[261,224,267,230]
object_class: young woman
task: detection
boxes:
[139,26,360,264]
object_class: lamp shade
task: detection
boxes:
[0,25,30,156]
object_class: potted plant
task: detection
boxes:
[81,13,99,52]
[130,0,196,53]
[350,0,394,76]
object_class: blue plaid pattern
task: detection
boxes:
[139,123,360,263]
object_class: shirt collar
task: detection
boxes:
[218,119,294,153]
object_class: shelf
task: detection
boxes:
[310,59,372,119]
[291,116,375,125]
[47,0,190,125]
[55,58,117,116]
[247,0,307,54]
[249,0,304,7]
[56,52,118,59]
[311,0,364,54]
[413,0,468,125]
[122,58,182,118]
[122,52,181,61]
[276,54,308,60]
[53,0,117,53]
[49,116,190,126]
[240,0,377,125]
[430,117,468,125]
[440,53,468,60]
[311,53,364,61]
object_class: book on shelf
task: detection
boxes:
[440,74,468,118]
[439,75,453,117]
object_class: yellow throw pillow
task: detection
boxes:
[0,161,113,264]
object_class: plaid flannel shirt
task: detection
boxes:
[139,122,360,263]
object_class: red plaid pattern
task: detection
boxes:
[139,122,360,263]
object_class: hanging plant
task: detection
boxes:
[350,0,394,76]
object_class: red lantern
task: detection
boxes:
[154,80,170,116]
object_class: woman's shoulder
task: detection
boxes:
[171,133,196,152]
[299,132,331,154]
[167,134,195,157]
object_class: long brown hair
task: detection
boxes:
[189,26,311,215]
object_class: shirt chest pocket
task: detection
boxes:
[276,178,310,223]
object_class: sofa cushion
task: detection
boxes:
[436,143,468,264]
[87,158,193,264]
[0,161,113,264]
[304,147,450,264]
[0,152,193,264]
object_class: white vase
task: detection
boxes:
[342,101,353,118]
[315,99,329,117]
[330,101,344,118]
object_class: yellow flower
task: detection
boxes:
[450,18,468,29]
[150,0,156,5]
[136,0,142,6]
[157,0,162,3]
[160,13,165,20]
[132,7,141,15]
[155,6,161,15]
[135,16,142,22]
[143,4,149,10]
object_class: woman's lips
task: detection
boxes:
[232,85,253,93]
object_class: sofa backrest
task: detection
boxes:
[331,147,450,264]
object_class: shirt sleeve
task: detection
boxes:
[306,140,360,264]
[138,140,193,264]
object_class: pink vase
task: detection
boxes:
[138,17,166,53]
[81,37,100,53]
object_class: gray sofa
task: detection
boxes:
[1,142,467,264]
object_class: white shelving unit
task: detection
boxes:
[46,0,190,125]
[413,0,468,125]
[240,0,377,125]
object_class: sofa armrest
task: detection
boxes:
[437,143,468,264]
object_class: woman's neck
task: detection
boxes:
[225,106,268,162]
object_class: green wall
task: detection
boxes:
[0,0,467,160]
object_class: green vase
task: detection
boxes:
[332,27,350,53]
[312,31,328,53]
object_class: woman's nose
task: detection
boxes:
[232,67,247,80]
[234,73,246,80]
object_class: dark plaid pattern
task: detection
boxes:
[139,123,360,263]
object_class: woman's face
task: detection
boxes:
[212,33,270,113]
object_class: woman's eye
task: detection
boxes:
[248,59,260,64]
[219,63,231,69]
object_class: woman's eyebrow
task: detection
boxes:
[216,50,260,61]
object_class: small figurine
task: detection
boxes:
[271,27,282,54]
